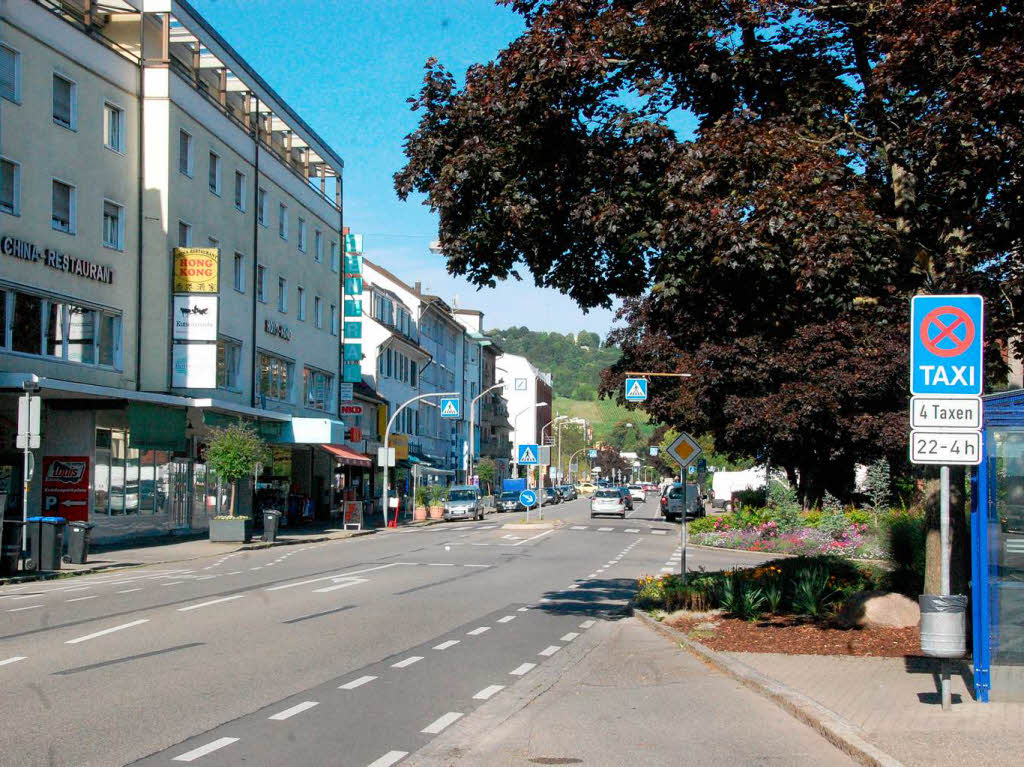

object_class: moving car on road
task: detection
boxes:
[628,484,647,504]
[617,486,634,511]
[575,481,597,496]
[443,485,484,521]
[591,488,627,519]
[496,491,523,512]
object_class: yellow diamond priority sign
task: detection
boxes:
[666,432,702,469]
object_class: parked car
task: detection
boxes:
[591,488,627,519]
[660,482,705,522]
[559,484,578,501]
[551,486,565,503]
[617,486,634,511]
[443,485,484,521]
[542,487,558,506]
[628,484,647,504]
[496,491,523,513]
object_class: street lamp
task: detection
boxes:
[512,402,547,477]
[467,380,505,487]
[540,415,568,486]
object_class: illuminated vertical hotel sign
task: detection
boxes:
[342,230,364,387]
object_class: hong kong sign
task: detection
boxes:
[173,247,219,293]
[2,235,114,284]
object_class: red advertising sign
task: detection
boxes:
[42,456,90,522]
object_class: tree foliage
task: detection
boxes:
[397,0,1024,505]
[204,425,271,517]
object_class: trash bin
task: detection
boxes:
[25,516,67,571]
[262,509,282,543]
[64,521,94,565]
[919,594,968,658]
[1,519,24,576]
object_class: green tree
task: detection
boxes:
[476,457,497,496]
[204,424,270,517]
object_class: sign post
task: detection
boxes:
[909,294,983,711]
[518,489,538,522]
[16,388,41,562]
[665,431,703,584]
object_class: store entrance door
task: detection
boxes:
[169,460,191,530]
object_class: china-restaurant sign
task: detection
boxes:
[173,248,219,293]
[2,235,114,284]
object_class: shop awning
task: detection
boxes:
[321,444,372,467]
[127,403,187,452]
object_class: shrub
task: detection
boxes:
[802,510,822,528]
[881,510,926,595]
[635,575,667,609]
[733,487,767,508]
[414,486,430,508]
[429,485,446,506]
[688,515,720,534]
[664,573,720,612]
[719,573,766,619]
[764,579,784,613]
[865,458,892,512]
[791,566,841,617]
[819,508,849,540]
[769,481,802,531]
[845,508,873,526]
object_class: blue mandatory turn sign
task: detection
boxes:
[518,444,540,465]
[519,489,537,508]
[624,377,648,401]
[440,397,461,419]
[910,295,984,395]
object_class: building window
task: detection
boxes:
[52,73,77,130]
[51,179,76,234]
[94,428,169,517]
[258,351,293,403]
[278,203,288,239]
[102,200,125,250]
[314,230,323,263]
[277,276,288,313]
[208,236,219,250]
[217,337,243,392]
[256,265,267,303]
[314,296,323,329]
[234,171,246,211]
[104,103,125,153]
[178,129,193,176]
[1,158,20,216]
[258,187,267,225]
[1,288,121,368]
[233,253,245,293]
[330,304,338,336]
[386,348,393,377]
[297,218,307,252]
[297,286,306,321]
[208,151,221,195]
[330,241,339,272]
[410,360,417,387]
[177,220,192,247]
[304,368,333,412]
[1,45,21,103]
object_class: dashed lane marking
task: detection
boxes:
[580,620,596,629]
[625,528,640,533]
[117,588,143,594]
[172,737,239,762]
[597,527,613,532]
[268,701,318,720]
[8,605,42,612]
[66,619,149,645]
[570,525,587,530]
[560,632,579,642]
[66,595,97,603]
[473,685,505,700]
[651,529,669,535]
[339,675,377,690]
[497,615,516,623]
[517,607,529,612]
[421,712,463,734]
[391,656,423,669]
[433,640,459,650]
[467,626,490,636]
[367,751,408,767]
[510,663,536,676]
[178,595,245,612]
[538,645,560,657]
[0,656,27,667]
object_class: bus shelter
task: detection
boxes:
[973,389,1024,702]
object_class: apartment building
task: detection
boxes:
[498,352,553,475]
[0,0,346,540]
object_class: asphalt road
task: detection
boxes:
[0,497,793,767]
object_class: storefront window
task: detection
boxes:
[11,291,42,354]
[66,305,96,364]
[94,429,171,517]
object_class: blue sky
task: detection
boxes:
[191,0,618,337]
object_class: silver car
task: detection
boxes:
[591,488,626,519]
[443,486,483,521]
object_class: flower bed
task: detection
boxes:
[692,520,887,559]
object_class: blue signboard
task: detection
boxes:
[625,377,648,401]
[588,448,598,459]
[910,295,984,395]
[519,489,537,508]
[440,397,460,419]
[518,444,540,465]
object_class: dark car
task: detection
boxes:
[542,487,558,506]
[617,486,634,511]
[559,484,578,501]
[496,491,523,512]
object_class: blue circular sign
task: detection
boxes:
[519,490,537,507]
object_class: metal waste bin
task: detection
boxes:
[25,516,67,571]
[920,594,967,658]
[262,509,282,543]
[1,519,24,576]
[65,521,94,565]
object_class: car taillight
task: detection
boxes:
[660,496,667,506]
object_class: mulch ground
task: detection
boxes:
[665,613,922,657]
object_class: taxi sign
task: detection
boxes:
[666,432,702,469]
[910,295,984,395]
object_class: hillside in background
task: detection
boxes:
[488,327,620,401]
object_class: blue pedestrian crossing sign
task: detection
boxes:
[519,489,537,508]
[588,448,598,458]
[518,444,540,465]
[440,397,461,418]
[625,377,648,401]
[910,295,984,395]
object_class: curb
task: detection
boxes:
[632,608,905,767]
[237,529,375,550]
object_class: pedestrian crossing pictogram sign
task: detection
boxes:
[518,444,540,465]
[666,432,702,469]
[440,397,460,418]
[625,377,648,401]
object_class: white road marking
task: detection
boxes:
[312,578,367,594]
[8,605,42,612]
[59,586,91,593]
[178,595,244,612]
[66,619,149,644]
[266,563,405,591]
[510,663,536,675]
[391,656,423,668]
[163,581,184,586]
[421,712,463,734]
[427,563,456,567]
[597,527,613,532]
[625,528,640,533]
[508,529,555,546]
[497,615,516,623]
[517,607,529,612]
[570,525,587,530]
[268,701,318,720]
[651,529,668,535]
[228,571,243,575]
[467,626,490,636]
[478,525,497,530]
[367,751,409,767]
[172,737,239,762]
[566,585,580,590]
[560,632,580,642]
[463,564,489,568]
[660,568,674,573]
[538,645,560,657]
[0,656,27,667]
[117,588,143,594]
[66,595,97,603]
[339,675,377,690]
[473,684,505,700]
[580,620,596,629]
[433,640,460,650]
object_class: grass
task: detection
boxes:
[553,396,655,443]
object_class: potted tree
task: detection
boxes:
[204,424,270,543]
[429,485,446,520]
[414,486,429,521]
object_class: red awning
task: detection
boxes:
[321,444,372,467]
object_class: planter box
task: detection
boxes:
[209,517,252,543]
[429,506,445,520]
[414,506,428,521]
